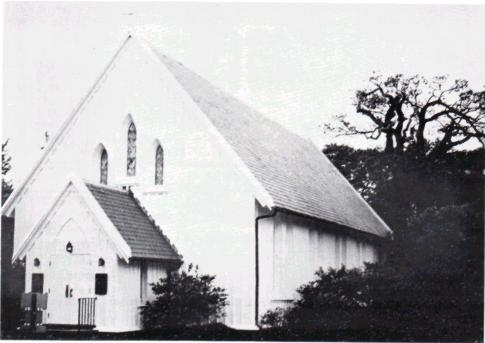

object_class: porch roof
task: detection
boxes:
[86,183,181,262]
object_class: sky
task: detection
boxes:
[3,2,485,187]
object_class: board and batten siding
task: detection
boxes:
[23,184,168,332]
[10,39,258,329]
[258,203,379,317]
[113,260,166,331]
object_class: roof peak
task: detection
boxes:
[2,35,133,217]
[84,181,129,194]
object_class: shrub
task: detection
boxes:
[260,306,287,328]
[262,267,372,331]
[261,202,483,341]
[140,264,228,329]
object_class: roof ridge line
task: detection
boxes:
[155,48,312,144]
[84,181,130,193]
[148,46,275,209]
[152,46,391,237]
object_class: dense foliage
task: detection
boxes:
[2,139,13,205]
[1,139,23,336]
[261,267,371,331]
[140,264,228,329]
[261,144,483,340]
[323,144,482,235]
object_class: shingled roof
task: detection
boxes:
[86,183,181,261]
[153,49,391,238]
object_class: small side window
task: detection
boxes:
[32,273,44,293]
[95,273,108,295]
[155,145,164,185]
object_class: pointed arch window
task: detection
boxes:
[127,122,137,176]
[100,148,108,185]
[155,145,164,185]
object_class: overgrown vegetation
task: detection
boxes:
[140,264,228,330]
[2,139,13,205]
[262,200,482,340]
[1,139,24,336]
[261,267,371,331]
[262,74,483,341]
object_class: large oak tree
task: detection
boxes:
[327,74,484,157]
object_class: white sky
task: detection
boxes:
[2,2,485,187]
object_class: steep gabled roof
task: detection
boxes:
[2,35,391,239]
[153,49,392,237]
[86,183,181,261]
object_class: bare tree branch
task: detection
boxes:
[324,73,485,157]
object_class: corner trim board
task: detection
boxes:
[254,207,277,328]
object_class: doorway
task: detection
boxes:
[46,252,92,325]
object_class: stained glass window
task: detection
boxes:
[127,122,137,176]
[100,148,108,185]
[155,145,164,185]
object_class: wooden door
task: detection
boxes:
[45,219,94,325]
[46,252,92,325]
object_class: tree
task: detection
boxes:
[323,144,483,234]
[326,74,484,157]
[2,139,13,205]
[1,139,23,336]
[260,142,483,340]
[301,74,484,341]
[140,264,228,330]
